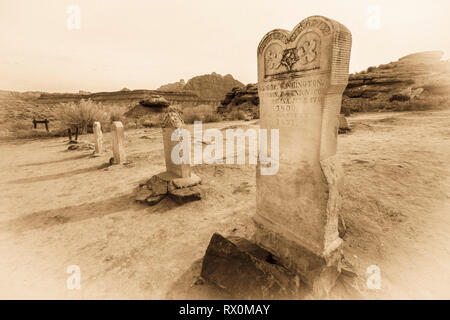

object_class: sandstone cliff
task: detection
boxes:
[218,51,450,117]
[342,51,450,113]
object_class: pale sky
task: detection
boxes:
[1,0,449,93]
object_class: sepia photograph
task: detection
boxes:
[0,0,449,309]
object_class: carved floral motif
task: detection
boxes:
[264,34,320,76]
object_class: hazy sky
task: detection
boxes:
[1,0,449,92]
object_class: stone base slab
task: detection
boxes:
[200,233,301,299]
[253,217,343,297]
[136,171,202,205]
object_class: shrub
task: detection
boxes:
[228,109,247,120]
[57,99,109,134]
[389,94,410,102]
[182,104,221,124]
[108,105,127,123]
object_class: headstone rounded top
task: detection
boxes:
[112,121,123,128]
[160,107,184,128]
[139,95,170,108]
[257,15,352,86]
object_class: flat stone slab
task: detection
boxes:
[146,194,165,205]
[169,185,202,204]
[136,188,153,203]
[200,233,301,299]
[172,174,201,189]
[137,171,202,206]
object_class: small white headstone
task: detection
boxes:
[111,121,126,164]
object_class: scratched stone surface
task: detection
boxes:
[254,15,352,295]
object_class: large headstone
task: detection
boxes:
[93,121,103,155]
[111,121,126,164]
[254,15,352,295]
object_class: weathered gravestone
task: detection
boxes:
[135,107,202,206]
[93,121,103,155]
[254,15,352,295]
[161,110,192,178]
[111,121,126,164]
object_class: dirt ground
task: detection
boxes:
[0,111,449,299]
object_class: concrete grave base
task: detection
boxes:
[253,218,343,297]
[136,171,202,206]
[200,233,302,299]
[200,232,344,299]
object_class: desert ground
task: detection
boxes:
[0,110,449,299]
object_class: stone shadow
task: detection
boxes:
[3,192,139,233]
[165,258,233,300]
[18,154,91,167]
[8,163,110,184]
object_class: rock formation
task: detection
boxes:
[342,51,450,113]
[158,72,244,100]
[157,79,186,92]
[124,95,171,121]
[218,51,450,117]
[217,84,259,119]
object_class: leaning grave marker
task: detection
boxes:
[254,15,352,295]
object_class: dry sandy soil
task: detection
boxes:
[0,110,449,299]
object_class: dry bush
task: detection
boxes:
[228,109,247,120]
[389,94,410,102]
[0,120,67,140]
[182,104,221,124]
[387,96,450,112]
[107,105,128,123]
[57,99,109,134]
[343,95,450,113]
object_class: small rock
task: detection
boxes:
[200,233,300,299]
[142,121,153,128]
[169,186,202,203]
[139,95,170,108]
[136,188,153,203]
[68,141,94,151]
[146,194,165,205]
[147,175,169,195]
[338,114,350,134]
[338,214,347,238]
